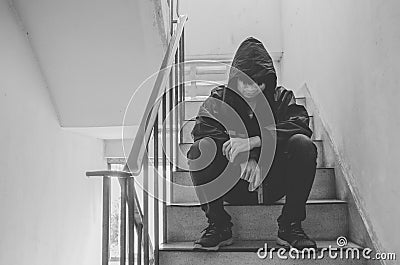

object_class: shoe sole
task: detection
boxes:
[277,237,317,250]
[193,237,233,251]
[276,237,291,248]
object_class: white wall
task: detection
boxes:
[281,0,400,258]
[181,0,282,57]
[0,1,106,264]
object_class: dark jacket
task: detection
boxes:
[189,37,312,166]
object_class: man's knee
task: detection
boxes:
[286,134,317,160]
[187,138,223,172]
[187,138,216,160]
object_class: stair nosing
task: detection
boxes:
[179,138,323,145]
[167,199,346,207]
[173,166,334,173]
[184,115,314,122]
[160,240,363,252]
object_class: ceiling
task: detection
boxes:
[12,0,168,137]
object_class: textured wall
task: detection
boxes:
[181,0,282,56]
[281,0,400,260]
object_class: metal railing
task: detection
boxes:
[86,8,187,265]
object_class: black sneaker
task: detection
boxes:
[277,221,317,250]
[193,222,233,251]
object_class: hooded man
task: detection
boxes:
[187,37,318,251]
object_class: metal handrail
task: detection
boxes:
[124,14,188,175]
[86,9,187,265]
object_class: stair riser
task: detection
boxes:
[171,169,336,203]
[185,84,218,98]
[185,73,227,84]
[167,203,348,242]
[159,252,365,265]
[184,62,228,89]
[178,141,332,168]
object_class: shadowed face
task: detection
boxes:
[237,79,266,100]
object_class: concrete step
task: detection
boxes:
[181,115,315,143]
[183,62,228,98]
[160,240,365,265]
[184,61,229,75]
[166,200,348,242]
[185,71,227,83]
[185,83,223,98]
[171,168,336,204]
[184,97,307,121]
[178,140,330,168]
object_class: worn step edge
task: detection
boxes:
[180,136,320,145]
[160,240,363,252]
[174,166,335,173]
[167,199,346,207]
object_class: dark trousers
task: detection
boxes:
[187,134,317,226]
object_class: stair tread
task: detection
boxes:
[168,199,346,207]
[160,240,363,252]
[171,167,337,202]
[167,200,347,241]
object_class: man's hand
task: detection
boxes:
[222,137,250,162]
[240,159,261,191]
[222,136,261,163]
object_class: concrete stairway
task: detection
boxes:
[159,61,366,264]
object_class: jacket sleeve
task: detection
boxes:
[274,90,312,141]
[250,88,312,162]
[190,91,229,145]
[249,147,261,161]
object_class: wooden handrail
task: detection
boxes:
[124,15,188,176]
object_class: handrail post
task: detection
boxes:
[102,177,111,265]
[120,178,127,265]
[127,178,135,265]
[170,0,174,35]
[153,117,159,265]
[169,65,174,202]
[174,47,179,172]
[143,152,149,264]
[162,81,168,244]
[179,28,185,143]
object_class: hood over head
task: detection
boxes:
[228,37,277,90]
[222,37,278,126]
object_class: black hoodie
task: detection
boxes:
[190,37,312,164]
